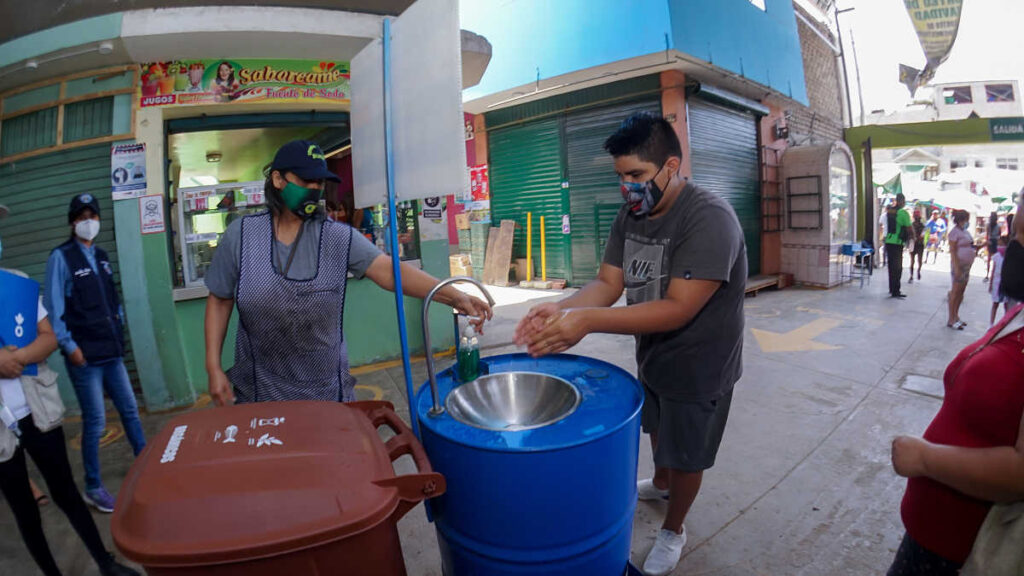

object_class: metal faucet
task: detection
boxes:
[422,276,495,417]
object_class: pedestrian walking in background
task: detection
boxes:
[989,236,1007,325]
[888,303,1024,576]
[879,204,890,268]
[946,210,980,330]
[925,210,944,264]
[44,194,146,513]
[1,204,140,576]
[515,113,746,576]
[984,212,1000,283]
[884,193,911,298]
[909,210,925,284]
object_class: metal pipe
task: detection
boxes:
[835,7,855,127]
[422,276,495,417]
[540,215,546,282]
[381,17,421,439]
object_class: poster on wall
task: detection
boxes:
[138,59,350,108]
[467,163,490,210]
[418,196,448,241]
[139,195,165,235]
[111,143,147,200]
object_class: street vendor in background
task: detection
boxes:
[204,140,491,405]
[515,113,745,576]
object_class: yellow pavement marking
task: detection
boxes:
[70,424,124,451]
[796,306,884,327]
[751,318,842,353]
[349,347,455,375]
[354,384,385,400]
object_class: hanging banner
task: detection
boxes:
[900,0,963,95]
[139,59,350,108]
[111,143,147,200]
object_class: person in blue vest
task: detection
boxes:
[1,203,140,576]
[44,194,146,514]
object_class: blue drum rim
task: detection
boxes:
[416,353,644,453]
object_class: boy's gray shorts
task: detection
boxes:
[641,385,733,472]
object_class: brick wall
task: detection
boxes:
[789,5,845,146]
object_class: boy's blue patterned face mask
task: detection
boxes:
[620,164,666,217]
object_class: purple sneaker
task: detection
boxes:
[84,487,115,513]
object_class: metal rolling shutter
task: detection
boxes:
[688,97,761,276]
[488,118,570,282]
[0,144,141,390]
[566,99,661,283]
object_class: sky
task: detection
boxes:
[836,0,1024,115]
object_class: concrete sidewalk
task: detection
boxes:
[0,254,999,575]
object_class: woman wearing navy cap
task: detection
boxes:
[203,140,492,405]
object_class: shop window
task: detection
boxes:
[950,159,967,171]
[828,150,854,244]
[942,86,972,104]
[997,158,1019,171]
[63,97,114,143]
[986,84,1015,103]
[748,0,767,10]
[0,107,57,157]
[923,166,939,180]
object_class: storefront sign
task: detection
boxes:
[138,60,350,108]
[990,118,1024,141]
[111,143,147,200]
[139,195,166,235]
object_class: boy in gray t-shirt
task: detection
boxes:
[515,113,745,576]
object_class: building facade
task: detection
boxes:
[0,0,481,410]
[461,0,854,288]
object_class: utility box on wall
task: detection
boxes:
[780,142,857,288]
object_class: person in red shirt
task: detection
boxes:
[888,303,1024,575]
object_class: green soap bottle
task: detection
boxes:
[457,325,480,382]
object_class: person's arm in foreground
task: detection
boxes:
[0,318,58,379]
[204,294,235,406]
[364,255,493,332]
[892,411,1024,503]
[517,275,721,357]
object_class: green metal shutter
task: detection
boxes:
[488,118,570,281]
[688,97,761,276]
[1,107,58,157]
[0,144,141,390]
[566,98,661,283]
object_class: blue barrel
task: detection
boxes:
[416,353,643,575]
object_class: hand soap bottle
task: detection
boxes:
[457,325,480,382]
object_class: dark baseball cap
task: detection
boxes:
[68,193,101,223]
[270,140,340,183]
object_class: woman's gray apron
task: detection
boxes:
[229,212,354,403]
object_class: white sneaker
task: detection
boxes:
[637,478,669,501]
[643,527,687,576]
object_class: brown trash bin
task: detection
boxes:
[111,400,444,576]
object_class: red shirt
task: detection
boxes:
[901,308,1024,563]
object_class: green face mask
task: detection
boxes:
[280,181,323,219]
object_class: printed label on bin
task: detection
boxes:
[160,425,188,463]
[250,416,285,428]
[251,433,283,448]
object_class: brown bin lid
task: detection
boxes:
[112,401,415,566]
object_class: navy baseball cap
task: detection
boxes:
[270,140,340,183]
[68,193,101,223]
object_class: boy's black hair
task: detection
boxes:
[603,112,682,166]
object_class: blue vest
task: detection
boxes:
[57,240,124,362]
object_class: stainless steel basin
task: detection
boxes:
[446,372,581,431]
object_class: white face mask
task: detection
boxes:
[75,219,100,241]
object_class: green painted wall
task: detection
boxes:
[845,118,997,241]
[172,238,456,396]
[0,14,122,68]
[3,85,60,114]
